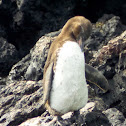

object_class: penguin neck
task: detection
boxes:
[58,32,77,44]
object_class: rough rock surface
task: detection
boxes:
[0,0,75,58]
[1,0,126,58]
[0,14,126,126]
[84,14,126,63]
[0,80,44,126]
[0,37,19,88]
[1,0,126,86]
[7,36,56,84]
[89,30,126,118]
[104,108,126,126]
[0,37,19,76]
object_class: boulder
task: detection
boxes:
[0,80,44,126]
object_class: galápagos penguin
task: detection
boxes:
[42,16,109,124]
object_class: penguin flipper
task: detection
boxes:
[43,62,54,105]
[85,63,109,93]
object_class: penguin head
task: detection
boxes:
[60,16,92,51]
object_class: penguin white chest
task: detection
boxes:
[50,41,88,114]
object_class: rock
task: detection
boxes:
[84,112,111,126]
[87,30,126,118]
[24,36,55,81]
[86,26,126,121]
[0,80,45,126]
[7,35,56,84]
[7,54,31,84]
[19,98,110,126]
[0,0,126,59]
[0,37,19,88]
[84,14,126,63]
[90,31,126,67]
[0,37,19,77]
[0,77,6,89]
[104,108,126,126]
[19,116,46,126]
[0,25,6,37]
[0,0,76,58]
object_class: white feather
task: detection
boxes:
[50,41,88,114]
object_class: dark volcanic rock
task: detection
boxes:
[0,0,76,57]
[7,35,56,84]
[0,80,44,126]
[0,37,19,77]
[84,14,126,63]
[0,37,19,87]
[104,108,126,126]
[19,99,126,126]
[88,31,126,117]
[19,99,111,126]
[0,0,126,58]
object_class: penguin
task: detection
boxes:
[42,16,109,120]
[43,16,92,117]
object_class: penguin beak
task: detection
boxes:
[78,37,84,52]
